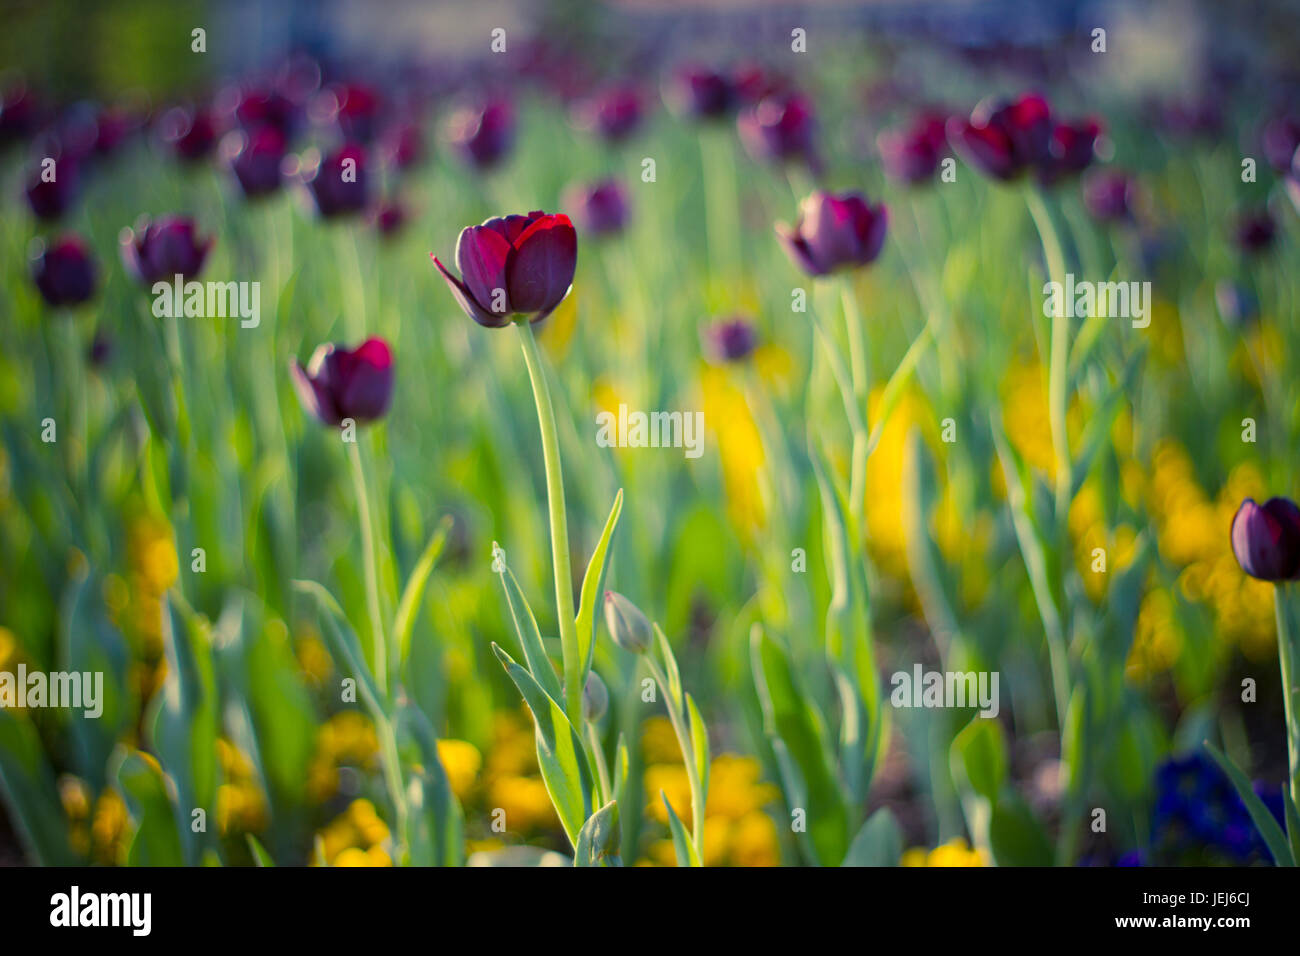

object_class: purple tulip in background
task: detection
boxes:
[433,211,577,327]
[1262,115,1300,173]
[228,126,287,198]
[948,93,1052,181]
[291,337,394,427]
[703,316,758,363]
[1040,117,1101,184]
[371,199,407,238]
[325,83,381,142]
[563,179,629,237]
[574,85,643,143]
[120,215,212,284]
[25,157,79,220]
[1234,209,1276,255]
[446,100,513,170]
[877,111,949,185]
[667,66,736,120]
[31,234,98,307]
[776,190,887,277]
[1231,497,1300,581]
[379,120,425,170]
[157,105,219,162]
[305,143,369,218]
[738,91,818,169]
[1082,169,1137,223]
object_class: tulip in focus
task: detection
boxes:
[290,338,394,428]
[1231,497,1300,581]
[776,190,887,277]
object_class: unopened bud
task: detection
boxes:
[582,671,609,722]
[603,590,652,653]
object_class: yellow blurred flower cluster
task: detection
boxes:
[215,739,268,835]
[901,837,989,867]
[316,798,391,866]
[641,717,781,866]
[479,711,558,834]
[699,364,769,539]
[306,710,379,803]
[59,774,128,864]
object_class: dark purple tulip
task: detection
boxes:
[0,82,41,143]
[738,92,818,168]
[1158,96,1222,140]
[574,86,643,143]
[326,83,381,142]
[1039,117,1101,184]
[379,120,425,170]
[877,112,949,185]
[1262,116,1300,173]
[432,210,577,327]
[305,143,369,218]
[446,100,513,170]
[228,126,286,198]
[775,190,888,277]
[120,216,212,284]
[232,85,298,139]
[703,316,758,363]
[563,179,629,237]
[667,66,736,120]
[25,158,79,220]
[947,93,1052,181]
[158,105,218,162]
[31,235,97,307]
[1234,210,1276,255]
[1231,497,1300,581]
[90,107,136,157]
[290,337,394,427]
[1082,169,1136,223]
[89,329,112,367]
[732,63,786,105]
[370,199,407,238]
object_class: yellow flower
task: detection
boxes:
[901,837,988,866]
[295,629,332,685]
[699,364,768,537]
[487,775,557,832]
[640,716,681,765]
[333,846,392,867]
[436,739,481,800]
[730,809,780,866]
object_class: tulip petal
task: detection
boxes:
[455,224,512,318]
[507,213,577,315]
[433,255,510,327]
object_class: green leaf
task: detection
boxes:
[1069,347,1145,496]
[1204,743,1295,866]
[491,643,594,848]
[397,703,466,867]
[294,579,383,712]
[575,489,623,679]
[246,834,275,867]
[394,515,453,667]
[493,545,561,702]
[1284,789,1300,864]
[655,624,683,712]
[574,800,622,867]
[951,717,1007,804]
[686,693,710,797]
[988,795,1053,866]
[662,791,701,867]
[842,808,902,866]
[0,711,76,865]
[112,747,185,866]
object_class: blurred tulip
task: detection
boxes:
[1040,117,1101,184]
[305,143,369,218]
[432,210,577,327]
[232,85,298,139]
[379,120,425,170]
[1234,210,1276,255]
[947,93,1051,181]
[290,338,394,427]
[328,83,381,142]
[120,215,212,284]
[446,100,513,170]
[776,190,887,277]
[738,91,818,169]
[732,63,786,105]
[1082,168,1136,223]
[0,81,41,143]
[604,590,652,653]
[88,329,112,367]
[666,66,736,120]
[31,234,97,307]
[25,158,79,220]
[228,126,287,198]
[574,85,643,143]
[1262,115,1300,173]
[1231,497,1300,581]
[370,199,407,238]
[877,112,949,185]
[563,179,629,237]
[703,316,758,362]
[158,105,218,162]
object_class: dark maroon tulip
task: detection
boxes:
[326,83,381,142]
[232,85,298,138]
[290,337,394,427]
[703,316,758,363]
[775,190,888,277]
[563,179,629,237]
[446,100,513,170]
[432,211,577,327]
[31,235,97,308]
[25,158,79,220]
[379,120,425,170]
[738,92,818,168]
[305,143,369,218]
[1263,116,1300,173]
[1234,210,1276,255]
[1082,169,1136,223]
[667,66,736,120]
[732,63,786,105]
[1231,497,1300,581]
[370,199,407,238]
[1039,117,1101,184]
[0,82,41,143]
[88,329,112,367]
[120,216,212,284]
[90,106,136,156]
[158,105,218,162]
[228,126,286,198]
[574,86,643,143]
[877,112,949,185]
[947,93,1052,181]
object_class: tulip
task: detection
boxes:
[120,215,212,284]
[1039,117,1101,184]
[432,210,577,327]
[732,63,786,105]
[290,337,394,427]
[446,100,513,169]
[563,179,629,237]
[877,112,949,185]
[379,120,425,170]
[1262,115,1300,173]
[89,329,112,367]
[703,316,758,363]
[1231,497,1300,581]
[574,86,643,143]
[775,190,887,277]
[1081,169,1136,223]
[582,671,609,722]
[1234,210,1276,255]
[227,126,286,198]
[305,143,369,218]
[31,235,97,308]
[738,91,818,168]
[667,66,736,120]
[370,199,407,238]
[947,93,1051,181]
[0,81,41,144]
[604,591,652,653]
[326,82,381,142]
[25,153,80,221]
[231,85,298,139]
[158,105,218,162]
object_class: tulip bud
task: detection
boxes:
[25,157,79,221]
[227,126,286,198]
[31,235,97,308]
[947,93,1052,182]
[877,112,949,185]
[703,316,758,363]
[666,66,737,120]
[776,190,887,277]
[582,671,609,722]
[290,337,394,427]
[1231,497,1300,581]
[603,590,652,654]
[738,92,818,169]
[573,86,643,144]
[1082,169,1136,224]
[157,105,218,162]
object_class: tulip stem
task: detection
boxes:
[515,320,583,728]
[1275,583,1300,807]
[700,127,741,281]
[348,437,390,698]
[586,722,612,807]
[840,279,870,536]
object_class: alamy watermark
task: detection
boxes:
[1042,273,1150,329]
[152,274,261,328]
[890,665,1000,718]
[596,403,704,459]
[0,665,103,718]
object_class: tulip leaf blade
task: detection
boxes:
[493,544,562,702]
[294,579,384,713]
[574,799,622,867]
[662,791,701,867]
[394,514,453,668]
[1204,742,1295,867]
[686,692,710,797]
[576,488,624,679]
[246,834,275,867]
[842,807,902,867]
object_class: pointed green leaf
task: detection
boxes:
[574,800,622,867]
[246,834,275,867]
[394,515,453,666]
[493,545,561,701]
[576,489,623,678]
[112,748,185,866]
[662,791,701,867]
[1204,743,1295,866]
[686,693,710,797]
[0,711,76,865]
[843,808,902,866]
[294,579,383,711]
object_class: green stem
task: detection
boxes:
[1024,188,1071,516]
[646,656,706,864]
[840,279,870,537]
[515,320,583,727]
[373,712,409,864]
[1275,583,1300,807]
[700,127,741,281]
[348,437,389,698]
[586,722,612,807]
